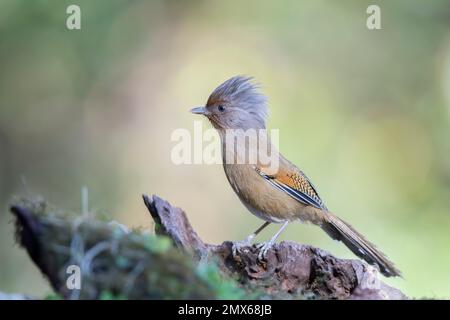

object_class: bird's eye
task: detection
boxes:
[217,105,225,112]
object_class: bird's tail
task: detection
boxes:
[321,212,401,277]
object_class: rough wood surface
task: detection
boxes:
[143,194,407,300]
[9,195,407,300]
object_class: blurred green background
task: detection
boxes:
[1,0,450,299]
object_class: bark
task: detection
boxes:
[9,195,407,300]
[144,194,407,300]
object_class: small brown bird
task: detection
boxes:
[191,76,401,277]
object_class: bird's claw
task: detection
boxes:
[256,241,273,261]
[232,238,252,257]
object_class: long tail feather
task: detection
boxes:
[321,212,401,277]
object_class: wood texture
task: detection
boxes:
[143,194,407,300]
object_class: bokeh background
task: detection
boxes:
[1,0,450,298]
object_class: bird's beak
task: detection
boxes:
[190,106,207,115]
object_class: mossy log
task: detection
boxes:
[9,195,407,300]
[11,199,242,299]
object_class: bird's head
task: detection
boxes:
[190,76,268,130]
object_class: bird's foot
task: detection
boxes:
[232,234,255,257]
[256,240,274,261]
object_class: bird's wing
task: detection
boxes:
[255,161,326,210]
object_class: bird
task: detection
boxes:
[190,75,401,277]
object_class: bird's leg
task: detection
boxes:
[232,221,271,256]
[257,220,289,260]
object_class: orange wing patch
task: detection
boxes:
[256,164,326,210]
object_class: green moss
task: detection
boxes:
[44,293,62,300]
[196,262,246,300]
[140,234,172,254]
[11,197,248,300]
[99,291,127,300]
